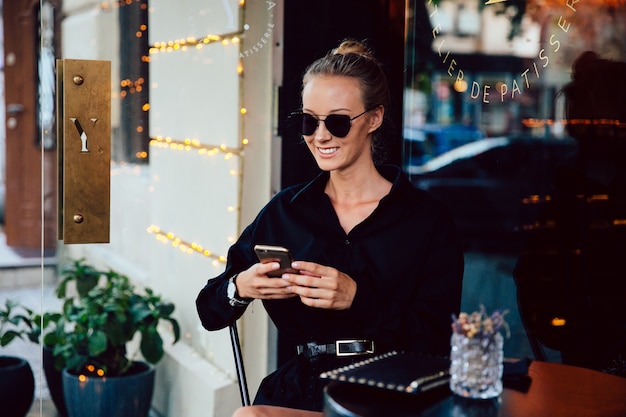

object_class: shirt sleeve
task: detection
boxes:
[195,185,301,332]
[195,226,256,331]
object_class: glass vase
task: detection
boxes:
[449,332,504,399]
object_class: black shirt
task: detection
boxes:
[196,164,464,410]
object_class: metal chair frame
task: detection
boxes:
[229,323,251,406]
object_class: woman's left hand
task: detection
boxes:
[283,261,356,310]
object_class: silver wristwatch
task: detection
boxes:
[227,274,251,307]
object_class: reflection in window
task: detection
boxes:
[38,0,56,150]
[403,0,626,174]
[404,0,626,362]
[118,1,150,163]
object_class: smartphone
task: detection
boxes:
[254,244,297,277]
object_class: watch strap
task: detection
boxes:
[228,274,252,307]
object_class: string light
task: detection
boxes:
[150,34,242,55]
[149,136,246,158]
[120,77,146,98]
[145,2,249,262]
[147,0,243,55]
[147,225,228,265]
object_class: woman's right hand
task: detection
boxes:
[235,263,298,300]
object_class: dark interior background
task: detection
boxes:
[279,0,412,190]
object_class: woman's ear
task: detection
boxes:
[368,105,385,134]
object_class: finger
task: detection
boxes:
[256,262,282,277]
[288,283,330,299]
[296,270,320,277]
[247,275,296,299]
[250,275,292,291]
[286,273,334,290]
[299,296,327,309]
[298,293,341,309]
[248,284,296,299]
[261,292,298,300]
[286,275,355,310]
[291,261,330,277]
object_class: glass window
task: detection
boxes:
[404,0,626,366]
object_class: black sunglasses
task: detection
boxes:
[288,107,375,138]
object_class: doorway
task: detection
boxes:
[3,0,59,253]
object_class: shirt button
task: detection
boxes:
[345,239,351,245]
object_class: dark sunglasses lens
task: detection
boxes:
[294,113,352,137]
[325,115,351,137]
[301,113,319,135]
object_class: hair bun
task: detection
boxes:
[332,39,376,61]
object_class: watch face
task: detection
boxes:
[227,277,236,299]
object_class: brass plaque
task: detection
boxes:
[57,59,111,244]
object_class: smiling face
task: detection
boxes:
[301,75,383,173]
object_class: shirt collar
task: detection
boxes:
[289,165,419,204]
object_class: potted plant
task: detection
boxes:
[50,259,181,417]
[0,299,37,417]
[24,259,103,417]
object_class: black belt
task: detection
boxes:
[297,340,375,359]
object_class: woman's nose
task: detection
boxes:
[314,119,332,140]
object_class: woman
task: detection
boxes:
[196,39,464,416]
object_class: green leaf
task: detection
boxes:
[130,302,153,322]
[157,302,175,316]
[62,299,74,316]
[13,313,34,328]
[55,278,68,299]
[165,318,181,344]
[76,274,100,298]
[43,312,63,328]
[88,330,108,356]
[1,330,21,347]
[65,354,85,373]
[26,329,41,344]
[44,332,62,346]
[140,327,164,364]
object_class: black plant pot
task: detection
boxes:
[63,361,155,417]
[43,345,67,416]
[0,356,35,417]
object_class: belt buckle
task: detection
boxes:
[335,339,375,357]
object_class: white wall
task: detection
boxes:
[58,0,279,415]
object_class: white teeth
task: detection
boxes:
[319,147,338,154]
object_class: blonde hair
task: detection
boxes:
[332,39,376,60]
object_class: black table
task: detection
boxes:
[324,360,626,417]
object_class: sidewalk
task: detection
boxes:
[26,400,58,417]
